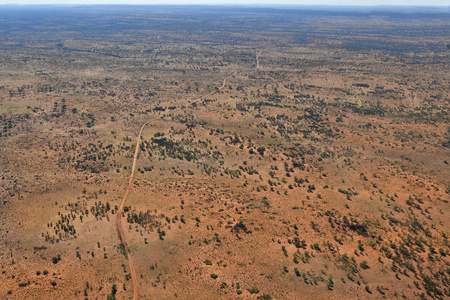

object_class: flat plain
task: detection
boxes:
[0,5,449,300]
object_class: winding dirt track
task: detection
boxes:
[256,50,263,69]
[115,71,237,300]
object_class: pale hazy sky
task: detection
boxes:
[0,0,449,6]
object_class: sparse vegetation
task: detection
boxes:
[0,4,448,300]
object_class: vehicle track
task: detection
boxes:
[115,71,237,299]
[256,50,263,68]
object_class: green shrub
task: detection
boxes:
[360,260,369,269]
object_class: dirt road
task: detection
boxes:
[256,50,263,68]
[115,71,236,299]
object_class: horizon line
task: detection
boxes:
[0,3,449,7]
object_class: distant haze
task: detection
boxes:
[0,0,449,7]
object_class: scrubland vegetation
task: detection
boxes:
[0,5,449,299]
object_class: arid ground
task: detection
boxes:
[0,5,449,300]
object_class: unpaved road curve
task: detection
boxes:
[256,50,263,68]
[116,118,150,300]
[116,71,237,300]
